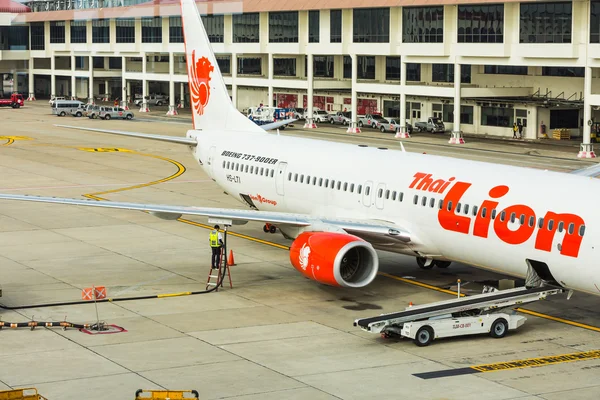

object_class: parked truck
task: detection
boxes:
[0,93,24,108]
[414,117,445,133]
[328,111,352,125]
[357,113,386,129]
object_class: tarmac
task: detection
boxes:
[1,103,600,399]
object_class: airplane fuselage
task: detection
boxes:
[187,129,599,296]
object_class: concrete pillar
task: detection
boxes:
[396,61,409,138]
[104,79,109,101]
[449,62,465,144]
[579,66,596,158]
[304,53,317,128]
[140,54,149,112]
[179,81,185,109]
[121,56,128,109]
[268,54,273,108]
[70,55,76,100]
[50,55,56,99]
[167,52,177,115]
[27,58,35,101]
[88,55,94,104]
[127,81,131,107]
[231,53,237,109]
[347,54,360,133]
[12,71,17,94]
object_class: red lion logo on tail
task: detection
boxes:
[188,50,213,116]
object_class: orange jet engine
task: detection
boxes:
[289,232,379,288]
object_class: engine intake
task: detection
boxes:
[289,232,379,288]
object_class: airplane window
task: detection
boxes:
[344,182,348,191]
[456,203,462,213]
[392,191,397,200]
[319,178,323,187]
[538,217,544,228]
[325,179,329,187]
[337,181,341,190]
[306,175,311,184]
[413,195,418,205]
[293,173,297,182]
[270,169,274,178]
[491,210,497,220]
[385,190,390,199]
[300,174,304,183]
[399,192,404,202]
[350,183,355,192]
[447,201,453,211]
[330,180,335,189]
[472,205,478,216]
[245,165,249,173]
[430,198,435,208]
[438,199,443,209]
[222,161,226,168]
[358,185,362,194]
[379,189,384,198]
[366,186,371,196]
[519,214,524,225]
[464,204,469,215]
[510,212,515,223]
[312,177,317,185]
[529,216,535,227]
[481,207,487,218]
[255,167,259,175]
[568,223,574,235]
[421,196,427,206]
[558,221,564,232]
[579,225,586,237]
[499,211,505,222]
[288,172,292,181]
[260,167,264,176]
[548,220,554,230]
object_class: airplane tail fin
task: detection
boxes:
[180,0,264,133]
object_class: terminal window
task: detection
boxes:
[142,17,162,43]
[238,57,262,75]
[0,26,29,50]
[432,64,471,84]
[330,10,342,43]
[116,18,135,43]
[269,11,298,43]
[50,21,65,44]
[70,20,86,44]
[202,15,224,43]
[216,56,231,75]
[358,56,375,80]
[458,5,504,43]
[519,2,572,43]
[353,8,390,43]
[169,17,184,43]
[92,19,109,44]
[386,57,400,81]
[233,13,259,43]
[30,22,44,50]
[274,58,296,77]
[481,106,513,127]
[402,6,443,43]
[308,10,319,43]
[484,65,527,75]
[591,1,600,43]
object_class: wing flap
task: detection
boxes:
[570,162,600,178]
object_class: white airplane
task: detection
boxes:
[2,0,600,296]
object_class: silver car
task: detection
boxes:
[99,107,134,120]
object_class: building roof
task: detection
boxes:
[13,0,527,22]
[0,0,30,13]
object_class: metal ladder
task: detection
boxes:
[206,247,232,291]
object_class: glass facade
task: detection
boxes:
[330,10,342,43]
[142,17,162,43]
[481,106,513,127]
[92,19,109,44]
[458,5,504,43]
[353,8,389,43]
[314,56,334,78]
[70,20,86,44]
[519,2,572,43]
[116,18,135,43]
[432,64,471,84]
[30,22,45,50]
[386,57,400,81]
[0,26,29,50]
[233,13,259,43]
[269,11,298,43]
[238,57,262,75]
[358,56,375,79]
[484,65,528,75]
[309,10,319,43]
[542,67,584,77]
[202,15,225,43]
[50,21,65,44]
[403,6,444,43]
[274,58,296,76]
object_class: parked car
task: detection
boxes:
[328,111,352,125]
[357,113,386,129]
[292,107,305,119]
[377,119,413,134]
[414,117,445,133]
[134,95,167,106]
[99,107,134,120]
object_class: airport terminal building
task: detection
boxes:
[1,0,600,156]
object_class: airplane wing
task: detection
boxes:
[570,162,600,178]
[55,125,198,146]
[0,193,411,242]
[257,118,297,131]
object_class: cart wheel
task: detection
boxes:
[490,318,508,338]
[434,260,452,268]
[414,326,434,347]
[416,257,434,270]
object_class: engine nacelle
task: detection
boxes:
[289,232,379,288]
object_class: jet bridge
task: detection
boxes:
[354,286,564,342]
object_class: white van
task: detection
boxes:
[52,100,84,116]
[49,96,66,106]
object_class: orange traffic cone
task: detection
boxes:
[227,250,236,266]
[408,302,413,307]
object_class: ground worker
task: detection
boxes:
[209,225,224,269]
